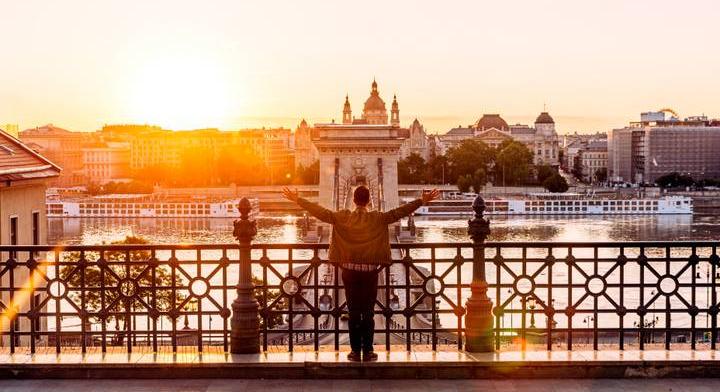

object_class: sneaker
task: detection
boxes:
[363,351,378,362]
[347,351,362,362]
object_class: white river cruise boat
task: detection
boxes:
[414,193,693,216]
[46,194,260,218]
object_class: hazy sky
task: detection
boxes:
[1,0,718,134]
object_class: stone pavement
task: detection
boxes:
[3,350,720,379]
[1,379,720,391]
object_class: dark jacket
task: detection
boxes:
[297,198,423,265]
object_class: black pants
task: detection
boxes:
[342,268,378,353]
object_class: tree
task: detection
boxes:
[424,155,449,184]
[253,277,285,329]
[536,164,556,184]
[446,139,495,184]
[456,174,473,193]
[543,173,569,193]
[594,167,608,184]
[571,155,584,181]
[558,150,565,169]
[495,141,533,186]
[134,163,175,186]
[90,181,153,195]
[59,236,185,345]
[216,145,268,185]
[397,153,427,184]
[471,168,486,193]
[655,172,694,188]
[179,146,216,186]
[295,160,319,185]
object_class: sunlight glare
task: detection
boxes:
[127,58,233,129]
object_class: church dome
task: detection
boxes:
[364,93,386,111]
[363,79,387,112]
[535,112,555,124]
[474,114,508,131]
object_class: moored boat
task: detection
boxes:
[46,194,260,218]
[413,193,692,216]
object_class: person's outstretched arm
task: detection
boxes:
[282,187,336,224]
[381,189,440,224]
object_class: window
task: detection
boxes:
[32,212,40,245]
[10,216,18,259]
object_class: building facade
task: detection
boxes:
[313,80,406,211]
[438,112,560,167]
[19,125,87,187]
[0,129,61,347]
[608,114,720,184]
[399,119,429,160]
[579,139,608,183]
[294,119,318,169]
[129,127,293,181]
[82,142,131,184]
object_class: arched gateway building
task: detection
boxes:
[313,80,405,211]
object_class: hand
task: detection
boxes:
[281,186,299,203]
[421,188,440,205]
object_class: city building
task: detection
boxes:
[608,112,720,184]
[438,112,561,167]
[98,124,162,141]
[19,125,87,187]
[0,129,61,347]
[561,132,607,170]
[2,124,19,138]
[312,80,406,210]
[399,119,430,160]
[294,119,318,169]
[129,127,294,182]
[82,141,131,184]
[579,139,608,183]
[341,79,400,126]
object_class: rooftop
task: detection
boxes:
[0,129,61,181]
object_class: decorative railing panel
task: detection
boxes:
[1,241,719,354]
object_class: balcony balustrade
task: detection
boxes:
[0,197,719,355]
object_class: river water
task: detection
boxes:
[45,214,720,335]
[47,214,720,245]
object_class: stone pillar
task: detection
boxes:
[465,195,493,352]
[231,198,260,353]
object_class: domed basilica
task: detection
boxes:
[343,79,400,126]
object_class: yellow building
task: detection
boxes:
[18,124,86,187]
[129,127,294,184]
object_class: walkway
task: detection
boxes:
[1,378,720,391]
[2,349,720,379]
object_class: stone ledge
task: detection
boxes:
[2,351,720,379]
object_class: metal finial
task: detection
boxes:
[238,197,252,220]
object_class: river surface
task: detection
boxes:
[45,214,720,334]
[48,214,720,245]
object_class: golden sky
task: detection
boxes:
[1,0,718,134]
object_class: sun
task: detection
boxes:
[127,58,232,130]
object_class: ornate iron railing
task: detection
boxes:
[1,241,719,354]
[0,197,719,354]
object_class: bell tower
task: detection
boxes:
[391,94,400,127]
[342,95,352,124]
